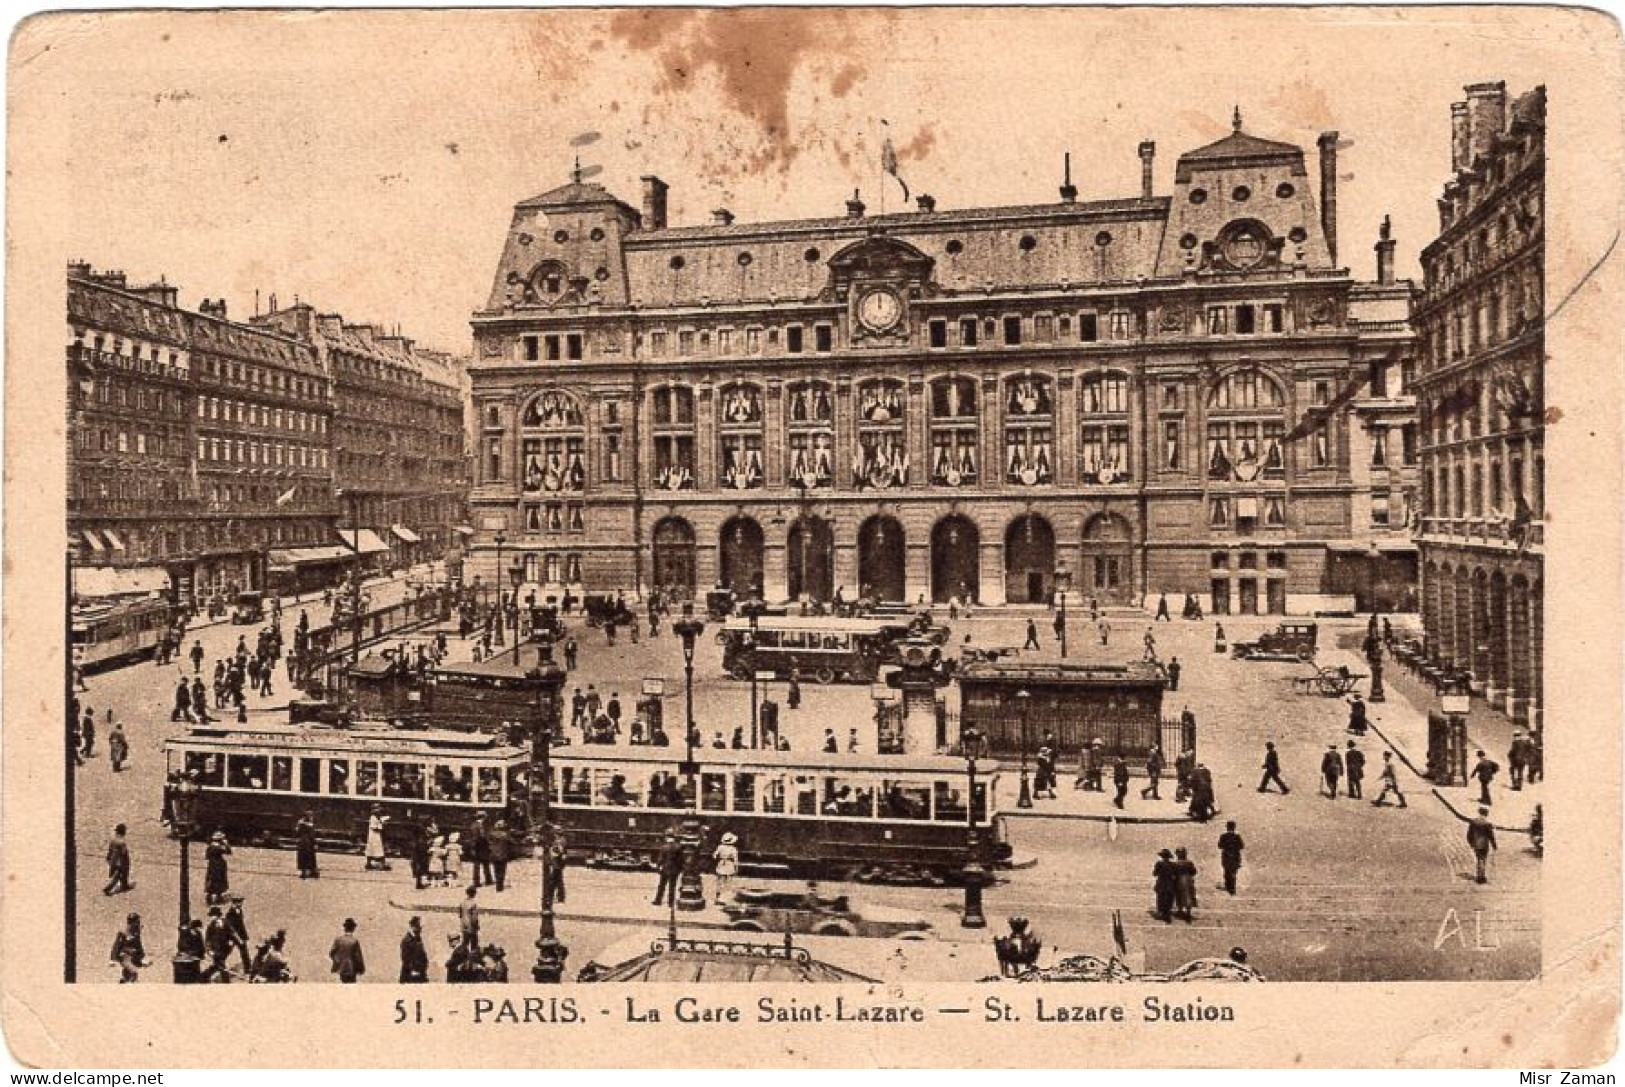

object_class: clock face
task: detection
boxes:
[857,289,902,332]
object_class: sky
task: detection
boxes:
[14,7,1598,355]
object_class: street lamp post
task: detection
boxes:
[509,562,525,656]
[672,603,708,912]
[1055,563,1072,659]
[960,750,988,929]
[169,778,200,984]
[1016,688,1033,809]
[743,599,764,747]
[492,532,507,646]
[528,634,569,983]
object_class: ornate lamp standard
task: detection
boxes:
[1015,688,1033,809]
[1055,563,1072,659]
[960,743,988,929]
[492,531,507,646]
[508,561,525,654]
[672,603,708,912]
[527,634,569,983]
[169,777,201,983]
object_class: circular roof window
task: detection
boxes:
[737,251,754,267]
[1179,233,1199,251]
[590,227,606,242]
[804,247,821,263]
[553,229,569,243]
[1288,226,1309,244]
[1276,182,1296,199]
[669,255,686,271]
[945,239,964,255]
[1231,185,1252,203]
[594,267,611,282]
[1094,231,1113,248]
[1019,234,1038,252]
[1189,188,1208,205]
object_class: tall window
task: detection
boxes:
[929,376,978,486]
[1206,368,1287,481]
[785,380,834,489]
[1004,375,1054,485]
[1079,372,1130,484]
[718,383,764,490]
[855,378,907,490]
[651,385,696,491]
[520,391,586,495]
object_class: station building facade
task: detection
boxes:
[467,114,1419,612]
[1412,82,1545,728]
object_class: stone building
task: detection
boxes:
[1412,82,1545,728]
[467,111,1418,612]
[254,303,469,578]
[67,264,336,605]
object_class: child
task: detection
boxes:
[443,832,463,886]
[430,832,450,887]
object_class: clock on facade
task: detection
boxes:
[857,288,903,332]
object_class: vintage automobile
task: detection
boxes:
[721,886,932,938]
[231,590,267,625]
[1231,620,1319,662]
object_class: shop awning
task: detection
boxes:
[101,528,127,551]
[79,529,106,553]
[269,545,357,568]
[336,528,390,555]
[391,525,422,544]
[74,565,170,598]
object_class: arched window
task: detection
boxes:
[527,261,567,301]
[855,378,907,490]
[1004,374,1054,485]
[1079,371,1131,484]
[785,380,835,489]
[718,382,764,490]
[520,390,586,495]
[651,385,696,491]
[929,376,978,486]
[1205,368,1287,482]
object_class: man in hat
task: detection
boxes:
[329,918,365,983]
[489,819,511,893]
[1508,731,1530,790]
[1258,741,1289,794]
[1166,656,1182,692]
[103,823,132,896]
[1111,755,1130,810]
[108,721,129,772]
[1023,619,1040,651]
[399,916,430,983]
[1372,751,1408,808]
[1471,749,1501,806]
[1152,849,1178,923]
[652,832,682,906]
[1466,806,1498,884]
[202,906,234,982]
[1320,744,1344,799]
[1140,745,1164,800]
[295,812,320,879]
[469,813,492,887]
[204,831,231,904]
[457,885,481,952]
[1218,821,1246,895]
[110,912,148,983]
[225,895,252,972]
[484,945,510,983]
[1344,740,1367,800]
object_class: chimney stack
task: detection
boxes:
[846,189,866,218]
[1059,152,1078,204]
[1317,131,1340,267]
[640,175,669,231]
[915,194,936,213]
[1450,101,1471,173]
[1465,81,1508,165]
[1138,141,1156,199]
[1375,215,1396,285]
[711,208,735,226]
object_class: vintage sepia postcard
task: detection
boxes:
[3,5,1622,1069]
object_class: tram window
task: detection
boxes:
[560,767,591,806]
[435,765,474,802]
[793,775,819,816]
[507,764,526,806]
[477,767,503,804]
[185,751,223,787]
[227,754,267,790]
[355,761,379,797]
[933,781,967,822]
[731,773,757,812]
[760,775,786,814]
[823,777,875,817]
[299,758,321,794]
[383,761,425,800]
[647,771,684,809]
[600,772,639,807]
[881,781,931,820]
[700,772,727,812]
[328,759,350,795]
[271,756,293,792]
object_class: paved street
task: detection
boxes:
[72,592,1538,983]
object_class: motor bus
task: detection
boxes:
[717,616,909,684]
[71,596,174,672]
[550,745,1009,882]
[163,722,530,854]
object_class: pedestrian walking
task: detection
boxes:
[202,906,233,982]
[1466,806,1498,883]
[1166,656,1182,692]
[1217,821,1245,895]
[1173,847,1198,921]
[365,806,390,871]
[190,640,204,674]
[1098,620,1111,646]
[1346,694,1369,736]
[329,918,366,984]
[103,824,132,895]
[1526,733,1543,784]
[80,712,96,759]
[1258,741,1289,794]
[712,831,740,905]
[1471,749,1500,806]
[399,916,430,983]
[295,812,320,879]
[489,819,511,892]
[1214,623,1227,654]
[1344,740,1366,799]
[204,831,232,904]
[225,894,252,973]
[564,637,578,670]
[110,913,148,983]
[652,833,682,906]
[1112,755,1130,810]
[470,813,493,887]
[1155,593,1171,621]
[1143,628,1158,662]
[1023,619,1040,651]
[1035,744,1058,799]
[1372,751,1408,807]
[1189,763,1216,821]
[1052,609,1066,646]
[172,677,193,722]
[1508,732,1529,790]
[108,722,129,772]
[410,820,432,889]
[1141,745,1163,799]
[1320,744,1344,799]
[1175,746,1196,801]
[787,671,802,710]
[606,693,622,727]
[457,885,481,952]
[545,826,568,904]
[1152,849,1177,923]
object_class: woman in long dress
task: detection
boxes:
[204,832,232,904]
[365,806,390,871]
[711,831,740,906]
[295,814,319,879]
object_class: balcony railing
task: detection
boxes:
[1419,515,1543,550]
